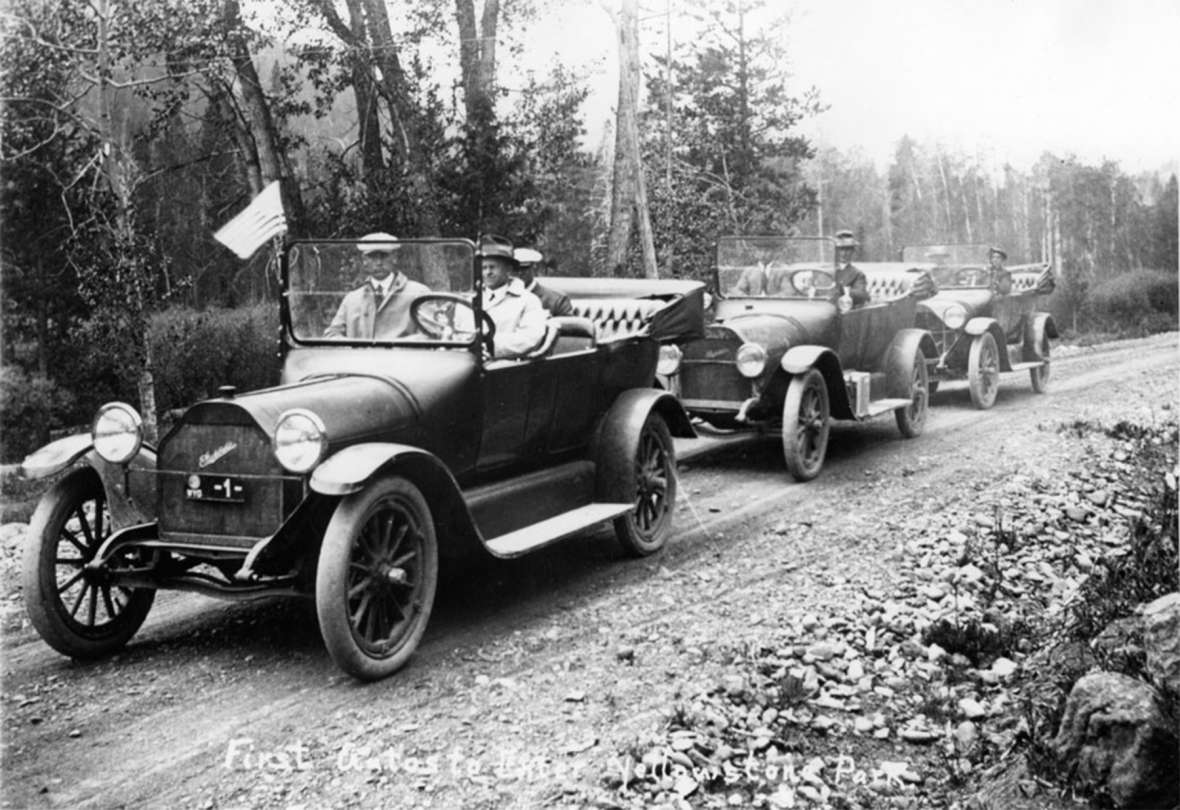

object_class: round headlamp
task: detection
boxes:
[735,343,767,378]
[657,344,683,376]
[942,303,968,330]
[91,402,144,464]
[273,409,327,474]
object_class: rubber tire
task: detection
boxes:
[22,467,154,659]
[1030,336,1051,393]
[782,369,830,482]
[894,349,930,438]
[967,332,1000,409]
[614,414,677,557]
[315,476,438,681]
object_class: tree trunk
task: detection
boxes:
[223,0,305,226]
[607,0,657,278]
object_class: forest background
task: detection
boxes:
[1,0,1177,460]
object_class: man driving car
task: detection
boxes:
[479,235,548,358]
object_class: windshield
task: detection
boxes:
[716,236,835,298]
[285,239,475,344]
[901,244,993,288]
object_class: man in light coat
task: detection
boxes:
[324,232,430,339]
[479,235,547,358]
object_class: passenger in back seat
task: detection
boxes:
[832,230,870,309]
[513,247,574,316]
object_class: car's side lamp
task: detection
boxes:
[657,344,683,377]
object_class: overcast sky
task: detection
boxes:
[535,0,1180,176]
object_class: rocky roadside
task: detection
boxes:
[588,416,1179,810]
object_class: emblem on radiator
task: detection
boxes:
[198,441,238,469]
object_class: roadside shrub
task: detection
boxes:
[0,365,77,462]
[1086,269,1179,334]
[148,305,280,416]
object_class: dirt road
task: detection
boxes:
[2,333,1176,809]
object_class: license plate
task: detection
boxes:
[185,474,246,503]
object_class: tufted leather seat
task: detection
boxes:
[569,298,668,341]
[863,269,935,303]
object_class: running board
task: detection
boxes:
[485,502,632,558]
[863,397,913,418]
[1008,360,1047,372]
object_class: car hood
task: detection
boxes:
[175,347,478,445]
[711,301,835,350]
[919,289,994,318]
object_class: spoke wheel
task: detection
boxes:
[782,369,830,482]
[316,476,438,681]
[22,468,155,659]
[614,414,676,557]
[1030,335,1051,393]
[967,332,1000,409]
[895,349,930,438]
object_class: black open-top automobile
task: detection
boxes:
[660,236,938,481]
[19,238,704,681]
[899,243,1057,408]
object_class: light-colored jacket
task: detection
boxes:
[324,274,430,339]
[484,279,547,358]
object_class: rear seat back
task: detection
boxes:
[861,267,933,304]
[569,298,668,342]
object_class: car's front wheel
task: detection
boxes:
[22,467,155,659]
[894,349,930,438]
[967,332,1000,409]
[782,369,830,482]
[316,476,438,681]
[614,414,677,557]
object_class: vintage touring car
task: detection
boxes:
[19,237,705,681]
[658,236,938,481]
[899,244,1057,408]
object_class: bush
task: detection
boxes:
[0,365,78,462]
[1086,269,1179,334]
[148,305,280,416]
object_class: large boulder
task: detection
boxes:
[1142,592,1180,696]
[1052,672,1178,808]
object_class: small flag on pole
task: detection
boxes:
[213,181,288,259]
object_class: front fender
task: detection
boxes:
[964,318,1012,371]
[592,388,693,503]
[312,443,447,496]
[20,433,93,480]
[22,435,157,528]
[780,346,854,420]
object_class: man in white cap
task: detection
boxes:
[324,232,430,339]
[512,247,573,316]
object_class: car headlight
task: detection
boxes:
[735,343,767,378]
[657,344,683,376]
[942,303,968,330]
[91,402,144,464]
[273,409,327,473]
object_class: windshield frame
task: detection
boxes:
[281,237,485,351]
[713,235,837,299]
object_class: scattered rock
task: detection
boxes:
[1142,592,1180,695]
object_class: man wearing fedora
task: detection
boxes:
[478,235,548,358]
[987,246,1013,295]
[833,230,870,309]
[512,247,573,316]
[324,232,430,339]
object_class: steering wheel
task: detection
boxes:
[790,268,838,298]
[410,294,496,352]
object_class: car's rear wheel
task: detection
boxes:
[22,467,155,659]
[316,476,438,681]
[967,332,1000,409]
[894,349,930,438]
[1030,335,1051,393]
[614,414,677,557]
[782,369,830,482]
